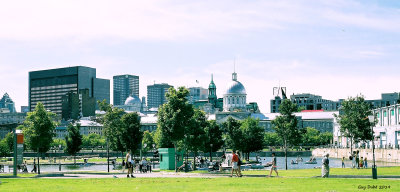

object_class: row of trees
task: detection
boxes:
[264,127,333,147]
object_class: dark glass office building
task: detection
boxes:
[147,83,173,109]
[113,74,139,106]
[29,66,110,115]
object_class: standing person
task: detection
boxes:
[321,153,330,178]
[31,159,37,173]
[364,157,368,168]
[125,151,135,178]
[355,151,360,169]
[351,152,356,168]
[230,151,239,177]
[268,153,278,177]
[236,150,243,177]
[359,157,363,168]
[141,158,148,173]
[341,156,345,168]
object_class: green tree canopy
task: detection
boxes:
[204,120,223,158]
[272,99,301,170]
[120,112,143,154]
[334,95,373,153]
[222,117,242,151]
[23,103,57,153]
[142,130,155,153]
[65,123,83,164]
[264,132,282,146]
[157,87,194,147]
[240,117,264,160]
[101,103,126,152]
[82,133,106,148]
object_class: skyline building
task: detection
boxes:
[0,93,16,113]
[188,87,208,104]
[113,74,139,106]
[147,83,173,109]
[29,66,110,115]
[61,89,96,120]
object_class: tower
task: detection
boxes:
[208,74,217,107]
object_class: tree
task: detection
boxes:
[82,133,106,149]
[334,95,373,153]
[51,138,66,150]
[157,87,194,171]
[120,112,143,155]
[301,127,321,146]
[319,132,333,146]
[22,102,57,174]
[3,132,14,152]
[272,99,301,170]
[101,102,126,153]
[223,117,242,151]
[142,131,155,153]
[0,139,10,157]
[182,109,207,170]
[240,118,264,160]
[264,132,282,147]
[65,123,83,165]
[204,120,223,163]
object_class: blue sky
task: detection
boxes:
[0,0,400,113]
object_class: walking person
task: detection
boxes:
[341,156,345,168]
[125,151,135,178]
[230,151,240,177]
[321,153,330,178]
[236,150,243,177]
[31,159,37,173]
[363,157,368,168]
[268,153,278,177]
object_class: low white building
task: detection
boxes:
[373,104,400,149]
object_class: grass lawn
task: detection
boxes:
[0,177,398,192]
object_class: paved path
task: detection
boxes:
[40,172,227,179]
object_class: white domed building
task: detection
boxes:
[118,94,142,112]
[223,72,247,112]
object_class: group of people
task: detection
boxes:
[124,151,152,178]
[229,151,279,178]
[347,151,368,169]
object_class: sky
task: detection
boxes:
[1,0,400,113]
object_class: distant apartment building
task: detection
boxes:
[113,74,139,106]
[29,66,110,115]
[187,87,208,104]
[147,83,173,109]
[271,92,340,113]
[20,106,29,113]
[0,93,16,113]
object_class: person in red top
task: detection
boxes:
[230,151,240,177]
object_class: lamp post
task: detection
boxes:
[152,144,156,169]
[368,115,377,179]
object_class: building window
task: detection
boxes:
[391,110,394,116]
[384,111,387,117]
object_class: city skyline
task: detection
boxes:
[1,0,400,113]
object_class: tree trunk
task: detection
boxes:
[74,156,76,165]
[174,143,177,172]
[350,138,353,154]
[209,151,212,162]
[284,140,288,170]
[193,152,197,171]
[37,148,41,174]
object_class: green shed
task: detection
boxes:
[159,148,184,170]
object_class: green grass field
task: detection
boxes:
[0,167,399,191]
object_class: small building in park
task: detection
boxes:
[158,148,184,170]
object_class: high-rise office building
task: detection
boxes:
[113,74,139,106]
[29,66,110,115]
[0,93,16,113]
[147,83,173,109]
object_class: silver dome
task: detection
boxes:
[225,80,246,95]
[124,95,141,106]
